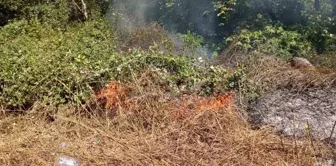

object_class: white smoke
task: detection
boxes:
[108,0,217,59]
[109,0,152,32]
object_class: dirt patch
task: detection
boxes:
[248,89,336,146]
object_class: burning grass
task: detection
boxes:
[1,54,335,165]
[91,80,235,119]
[168,93,234,119]
[0,104,333,165]
[0,76,334,165]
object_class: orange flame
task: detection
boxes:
[171,93,235,119]
[94,82,129,110]
[93,82,234,119]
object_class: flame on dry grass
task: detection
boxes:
[94,81,129,110]
[93,82,234,119]
[2,80,334,165]
[170,93,235,119]
[196,93,234,110]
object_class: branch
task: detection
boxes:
[71,0,88,21]
[80,0,88,20]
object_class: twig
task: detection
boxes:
[305,121,314,148]
[329,120,336,144]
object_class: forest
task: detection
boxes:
[0,0,335,165]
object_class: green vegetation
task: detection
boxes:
[226,24,312,58]
[0,0,334,108]
[144,0,336,54]
[0,7,239,109]
[0,0,335,108]
[0,19,115,108]
[0,19,237,109]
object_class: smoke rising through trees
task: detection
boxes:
[109,0,335,55]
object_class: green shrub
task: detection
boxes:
[0,19,116,108]
[226,24,312,58]
[108,48,240,96]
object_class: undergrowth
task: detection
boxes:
[0,19,115,108]
[0,19,240,109]
[226,24,312,58]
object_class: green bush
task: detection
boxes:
[226,24,312,58]
[114,49,241,95]
[0,19,116,108]
[179,31,205,53]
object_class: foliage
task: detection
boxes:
[0,19,116,108]
[0,0,68,26]
[109,0,336,54]
[214,0,237,22]
[107,49,241,96]
[177,31,222,57]
[224,0,336,54]
[297,0,336,53]
[226,24,312,58]
[0,0,110,27]
[145,0,225,41]
[0,18,240,108]
[0,0,335,109]
[182,31,205,51]
[148,0,336,54]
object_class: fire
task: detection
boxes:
[171,93,234,119]
[196,93,234,111]
[94,82,129,110]
[93,81,234,119]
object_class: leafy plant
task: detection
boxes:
[0,19,116,108]
[226,24,312,58]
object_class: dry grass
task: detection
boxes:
[241,53,336,93]
[0,105,333,165]
[0,57,335,165]
[0,71,334,165]
[309,53,336,71]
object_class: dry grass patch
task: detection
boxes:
[242,54,336,94]
[309,53,336,71]
[0,97,333,165]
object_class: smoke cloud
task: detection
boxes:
[108,0,222,58]
[109,0,221,40]
[109,0,150,31]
